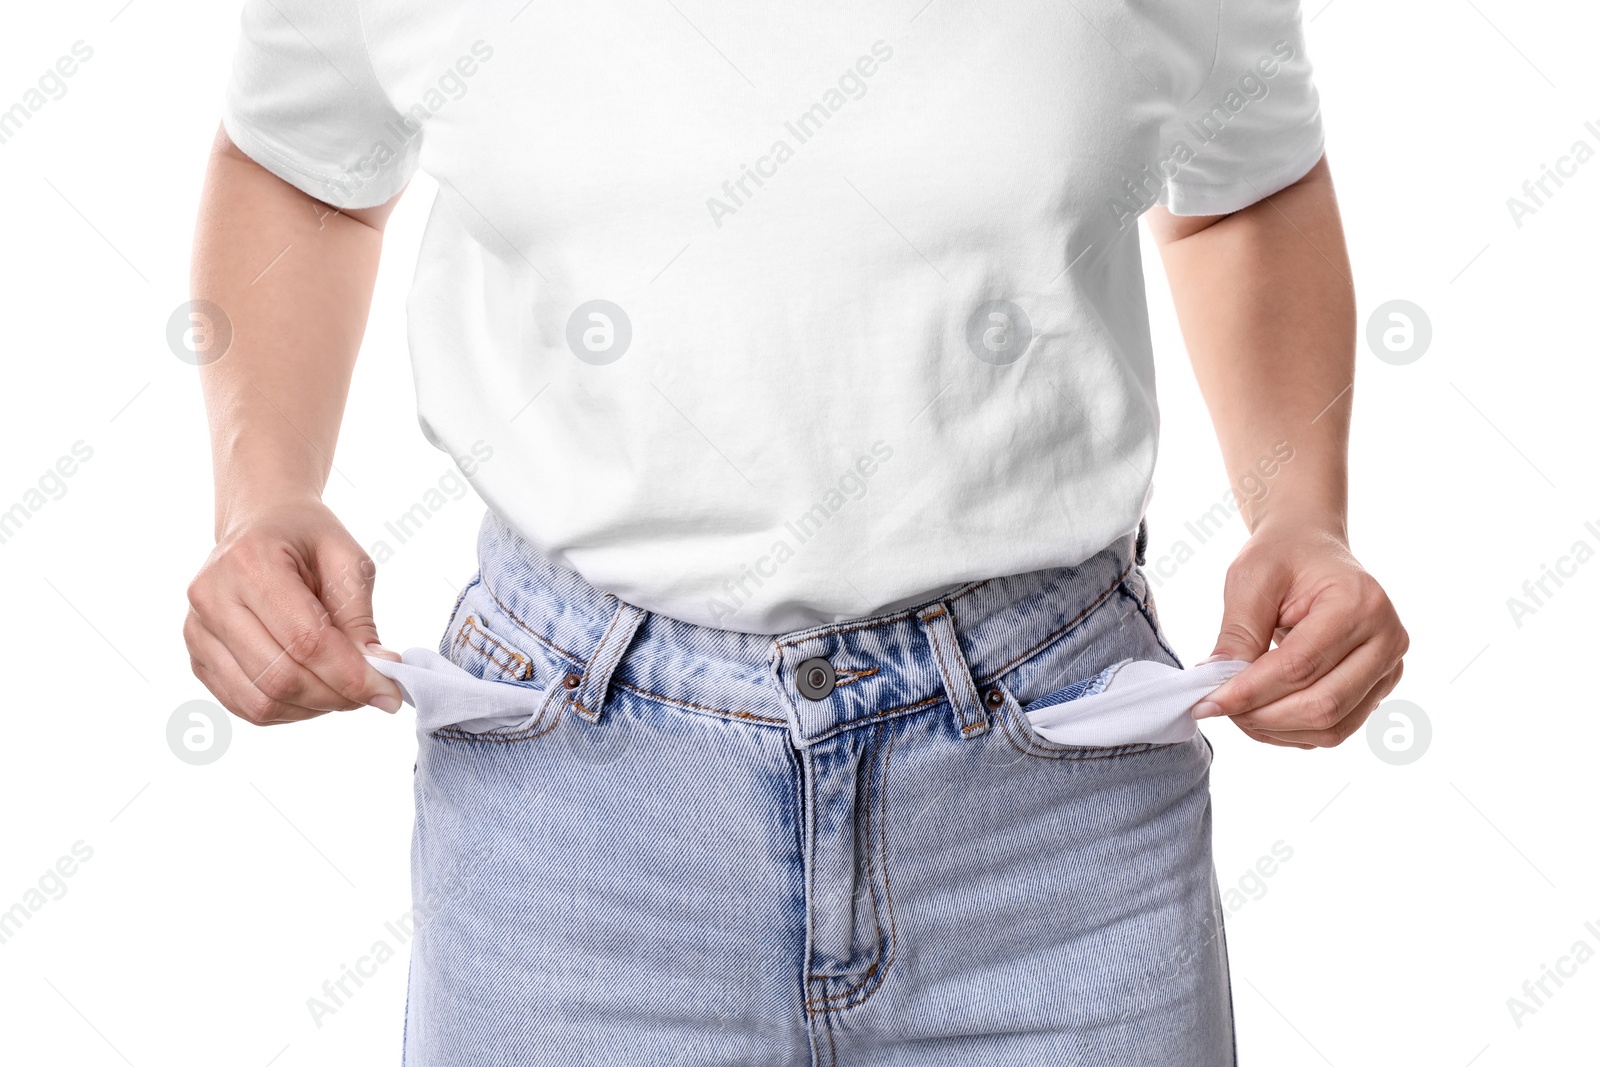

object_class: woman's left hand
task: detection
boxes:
[1190,517,1409,749]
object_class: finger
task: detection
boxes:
[194,658,325,725]
[1250,728,1326,747]
[190,601,359,713]
[1207,558,1288,665]
[187,612,326,725]
[1230,722,1316,750]
[312,544,402,663]
[1240,662,1403,748]
[234,548,402,711]
[1197,589,1376,720]
[1229,639,1400,735]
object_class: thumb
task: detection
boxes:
[1210,565,1283,664]
[315,545,403,670]
[1190,557,1289,720]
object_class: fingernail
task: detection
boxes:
[373,694,402,714]
[1191,700,1224,720]
[365,642,402,662]
[1197,653,1229,665]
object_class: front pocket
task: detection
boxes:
[368,649,555,738]
[449,613,537,684]
[1019,657,1248,748]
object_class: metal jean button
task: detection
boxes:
[796,657,836,701]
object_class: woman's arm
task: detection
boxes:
[1145,156,1408,749]
[184,124,404,725]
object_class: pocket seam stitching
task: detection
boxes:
[453,615,535,682]
[995,687,1183,761]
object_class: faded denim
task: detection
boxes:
[400,511,1234,1066]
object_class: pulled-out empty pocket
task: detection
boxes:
[367,649,550,736]
[1020,658,1249,747]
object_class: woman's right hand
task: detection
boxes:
[184,497,405,725]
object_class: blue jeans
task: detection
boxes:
[400,512,1234,1065]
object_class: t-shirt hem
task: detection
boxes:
[1161,122,1327,217]
[220,107,409,211]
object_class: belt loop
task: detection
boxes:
[916,602,988,739]
[569,599,647,724]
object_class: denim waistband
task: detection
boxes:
[472,511,1142,746]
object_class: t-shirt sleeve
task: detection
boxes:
[221,0,419,210]
[1157,0,1325,216]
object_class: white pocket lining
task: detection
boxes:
[1021,658,1249,747]
[369,650,547,735]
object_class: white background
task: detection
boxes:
[2,2,1597,1064]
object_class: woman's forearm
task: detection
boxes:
[192,125,393,540]
[183,126,407,723]
[1148,157,1405,750]
[1147,156,1354,540]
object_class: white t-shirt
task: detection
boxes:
[223,1,1324,633]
